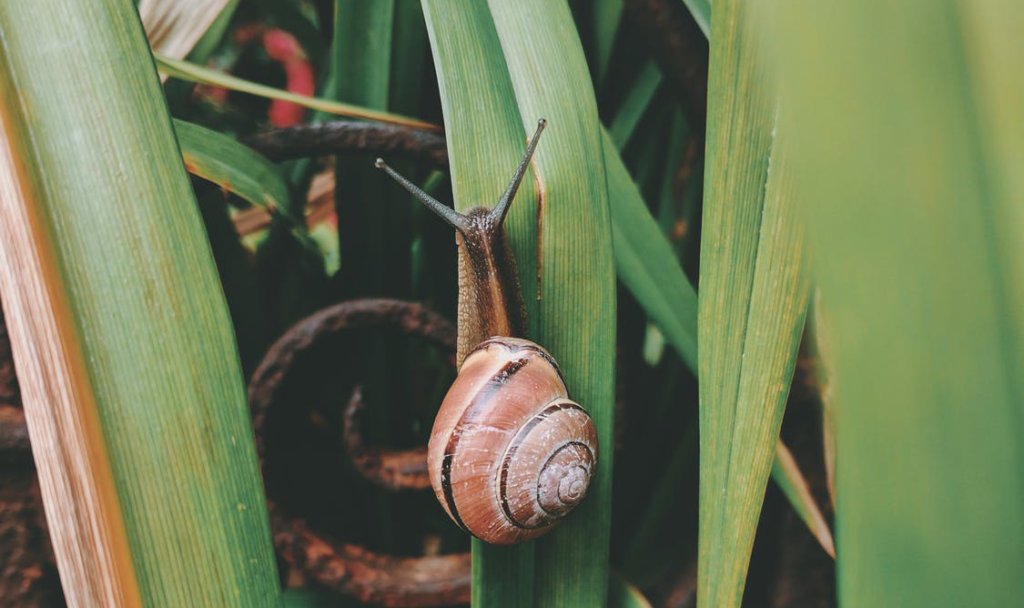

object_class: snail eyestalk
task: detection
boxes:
[374,158,470,232]
[491,118,547,227]
[374,118,546,231]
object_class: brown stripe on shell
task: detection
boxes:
[440,357,529,533]
[465,337,565,385]
[439,453,468,532]
[498,402,592,529]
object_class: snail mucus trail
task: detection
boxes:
[374,119,598,545]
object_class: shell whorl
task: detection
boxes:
[426,337,598,545]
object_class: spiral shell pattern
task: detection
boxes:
[426,337,598,545]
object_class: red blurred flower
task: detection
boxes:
[262,29,313,127]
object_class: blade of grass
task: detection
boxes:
[0,1,281,604]
[615,145,832,571]
[174,120,288,216]
[331,0,395,295]
[771,440,834,557]
[595,11,829,557]
[607,124,831,560]
[608,60,663,149]
[329,0,398,551]
[488,2,617,605]
[155,53,440,131]
[174,118,321,255]
[593,0,623,84]
[388,1,428,117]
[608,574,653,608]
[604,130,698,371]
[332,0,393,109]
[772,1,1024,605]
[680,0,711,39]
[419,2,540,604]
[421,0,618,601]
[697,0,810,604]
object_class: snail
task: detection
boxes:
[374,119,598,545]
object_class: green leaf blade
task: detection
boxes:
[681,0,711,39]
[422,1,616,604]
[0,1,281,605]
[604,130,698,370]
[419,2,541,604]
[175,119,290,214]
[155,53,438,131]
[772,1,1024,605]
[174,118,320,256]
[488,2,617,604]
[696,1,809,605]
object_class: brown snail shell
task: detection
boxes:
[426,337,598,545]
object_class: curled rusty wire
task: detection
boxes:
[248,298,469,606]
[271,509,468,607]
[343,386,431,491]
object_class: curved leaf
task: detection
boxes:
[176,120,291,215]
[173,118,319,254]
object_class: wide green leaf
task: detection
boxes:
[605,125,832,561]
[421,1,616,605]
[488,1,617,604]
[420,3,541,604]
[0,1,280,604]
[772,1,1024,605]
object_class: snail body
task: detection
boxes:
[376,119,598,544]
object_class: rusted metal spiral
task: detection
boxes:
[247,298,469,607]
